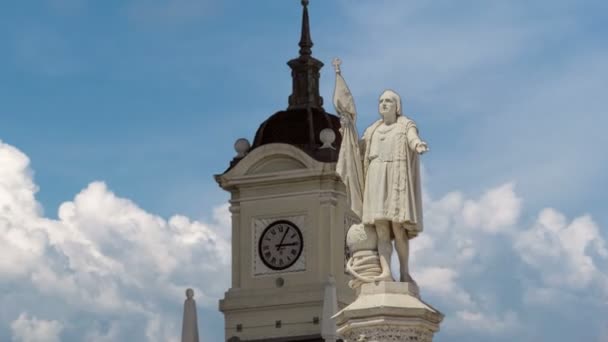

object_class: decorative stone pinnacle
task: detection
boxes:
[332,58,342,74]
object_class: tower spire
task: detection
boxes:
[287,0,324,110]
[299,0,312,56]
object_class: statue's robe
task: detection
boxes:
[360,116,423,238]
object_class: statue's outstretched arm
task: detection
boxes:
[407,124,429,154]
[406,126,422,150]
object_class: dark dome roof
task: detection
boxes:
[251,107,342,163]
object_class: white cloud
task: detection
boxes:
[2,135,607,341]
[462,182,521,233]
[415,267,473,307]
[11,313,64,342]
[521,286,582,308]
[83,321,121,342]
[415,182,522,271]
[0,140,231,340]
[408,179,607,338]
[0,142,40,217]
[515,208,608,291]
[453,310,520,334]
[145,314,180,342]
[0,142,46,279]
[408,183,523,335]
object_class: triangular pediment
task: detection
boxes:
[227,143,317,177]
[215,144,335,189]
[247,155,307,175]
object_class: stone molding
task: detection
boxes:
[342,325,432,342]
[335,282,443,342]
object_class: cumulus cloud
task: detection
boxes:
[516,208,608,292]
[0,140,230,341]
[0,143,46,279]
[415,267,473,307]
[415,182,523,270]
[462,183,521,233]
[10,313,63,342]
[404,179,607,339]
[453,310,520,334]
[83,321,121,342]
[2,137,607,341]
[406,183,525,337]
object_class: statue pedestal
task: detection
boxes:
[334,282,443,342]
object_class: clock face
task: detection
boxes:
[258,220,304,271]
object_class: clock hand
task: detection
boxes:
[276,242,299,248]
[276,226,290,251]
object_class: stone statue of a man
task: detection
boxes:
[334,59,428,284]
[360,89,427,282]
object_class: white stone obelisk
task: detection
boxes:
[181,288,199,342]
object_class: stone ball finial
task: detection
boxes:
[186,288,194,299]
[319,128,336,150]
[346,224,378,253]
[234,138,250,158]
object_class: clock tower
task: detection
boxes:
[215,1,355,341]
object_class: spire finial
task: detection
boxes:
[287,0,324,110]
[299,0,313,56]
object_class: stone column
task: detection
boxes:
[334,282,443,342]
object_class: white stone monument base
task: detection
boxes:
[334,281,443,342]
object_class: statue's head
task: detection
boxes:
[378,89,402,119]
[186,288,194,299]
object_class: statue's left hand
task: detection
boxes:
[416,142,429,154]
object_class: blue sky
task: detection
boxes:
[1,0,607,341]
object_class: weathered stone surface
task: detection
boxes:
[334,282,442,342]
